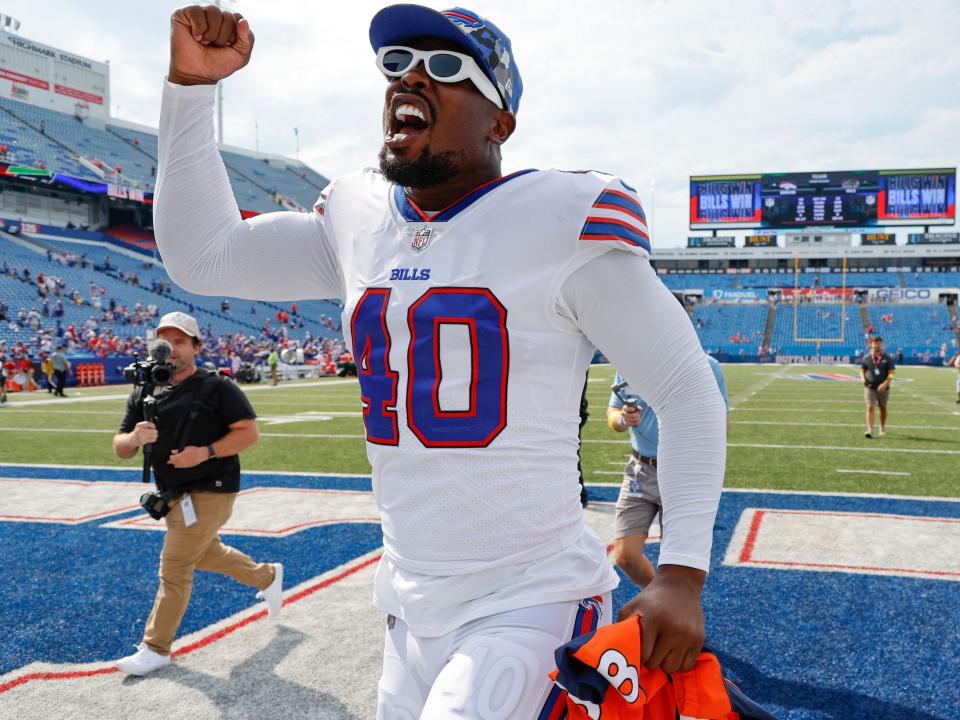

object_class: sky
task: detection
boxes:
[7,0,960,247]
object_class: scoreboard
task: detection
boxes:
[690,168,956,230]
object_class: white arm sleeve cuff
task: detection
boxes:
[154,80,344,301]
[559,250,726,572]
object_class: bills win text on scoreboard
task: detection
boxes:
[690,168,956,230]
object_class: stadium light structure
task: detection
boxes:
[213,0,239,145]
[0,14,21,32]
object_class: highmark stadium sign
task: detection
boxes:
[4,35,95,70]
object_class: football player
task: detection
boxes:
[154,5,727,717]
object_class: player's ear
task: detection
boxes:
[489,109,516,146]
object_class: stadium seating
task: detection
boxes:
[0,97,156,187]
[691,303,769,355]
[0,96,325,216]
[219,149,326,211]
[769,302,863,357]
[0,232,343,349]
[0,100,93,179]
[906,271,960,288]
[739,271,895,289]
[659,273,738,291]
[865,304,956,359]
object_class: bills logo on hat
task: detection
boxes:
[410,226,432,252]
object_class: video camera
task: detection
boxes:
[610,380,640,410]
[140,488,178,520]
[123,338,175,387]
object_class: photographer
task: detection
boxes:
[112,311,282,676]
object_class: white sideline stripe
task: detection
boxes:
[0,428,111,433]
[1,462,957,503]
[0,428,367,439]
[5,427,959,455]
[721,487,960,503]
[733,420,958,431]
[729,442,960,456]
[1,378,360,407]
[739,399,867,405]
[732,408,955,416]
[0,462,372,478]
[836,469,912,477]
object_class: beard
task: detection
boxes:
[378,145,460,188]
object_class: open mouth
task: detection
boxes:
[385,94,434,148]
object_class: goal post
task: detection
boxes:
[791,254,848,345]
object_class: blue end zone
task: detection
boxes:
[3,467,959,718]
[588,483,960,719]
[0,465,380,676]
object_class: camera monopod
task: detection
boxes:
[141,394,157,484]
[610,381,639,410]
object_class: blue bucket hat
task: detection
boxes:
[369,5,523,114]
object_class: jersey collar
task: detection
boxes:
[392,169,537,223]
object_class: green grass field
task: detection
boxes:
[2,364,958,498]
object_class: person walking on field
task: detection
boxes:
[860,335,894,438]
[51,346,70,397]
[267,346,279,386]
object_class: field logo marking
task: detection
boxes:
[724,507,960,581]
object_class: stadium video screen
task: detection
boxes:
[690,168,956,229]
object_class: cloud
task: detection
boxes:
[3,0,958,246]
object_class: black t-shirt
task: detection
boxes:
[860,352,894,389]
[118,369,256,493]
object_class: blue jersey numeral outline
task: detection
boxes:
[351,287,509,448]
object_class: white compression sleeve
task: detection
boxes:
[154,80,344,301]
[559,251,726,572]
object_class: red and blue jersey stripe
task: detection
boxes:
[580,184,651,252]
[538,595,605,720]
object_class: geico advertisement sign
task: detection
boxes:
[867,288,938,303]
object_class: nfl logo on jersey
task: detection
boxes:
[410,226,432,252]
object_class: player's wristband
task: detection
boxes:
[607,410,624,432]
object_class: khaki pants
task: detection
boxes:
[143,491,274,656]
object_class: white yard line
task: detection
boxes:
[1,378,361,407]
[729,442,960,456]
[738,399,872,405]
[835,469,912,477]
[733,420,959,431]
[732,408,955,416]
[727,366,791,409]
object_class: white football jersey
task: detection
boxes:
[314,168,648,632]
[156,80,725,639]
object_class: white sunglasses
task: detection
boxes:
[375,46,504,110]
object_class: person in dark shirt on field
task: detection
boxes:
[860,336,894,439]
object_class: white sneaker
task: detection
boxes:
[256,563,284,619]
[878,428,886,437]
[115,643,171,676]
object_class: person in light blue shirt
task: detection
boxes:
[606,355,728,592]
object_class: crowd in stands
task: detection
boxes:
[0,249,350,390]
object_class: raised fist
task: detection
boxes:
[168,5,254,86]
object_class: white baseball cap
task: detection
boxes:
[156,311,201,339]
